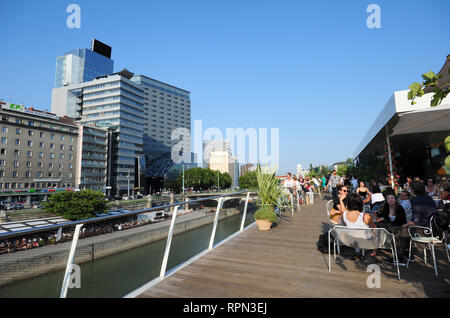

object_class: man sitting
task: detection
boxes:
[329,185,348,225]
[403,181,437,228]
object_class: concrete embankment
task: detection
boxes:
[0,202,255,287]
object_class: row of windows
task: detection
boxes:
[0,182,72,189]
[0,171,72,178]
[1,116,77,133]
[2,127,74,141]
[0,160,73,169]
[0,148,74,160]
[0,138,74,150]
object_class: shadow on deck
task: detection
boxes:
[136,195,450,298]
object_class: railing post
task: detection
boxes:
[159,206,179,278]
[208,197,224,250]
[60,223,83,298]
[240,192,250,232]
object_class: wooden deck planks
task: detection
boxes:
[137,196,450,298]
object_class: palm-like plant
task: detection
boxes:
[254,165,290,223]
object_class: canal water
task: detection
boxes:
[0,209,255,298]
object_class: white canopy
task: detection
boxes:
[391,103,450,136]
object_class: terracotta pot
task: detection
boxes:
[255,219,272,231]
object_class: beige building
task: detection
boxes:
[204,140,239,187]
[75,124,108,192]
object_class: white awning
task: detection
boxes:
[391,104,450,136]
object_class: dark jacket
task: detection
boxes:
[379,204,407,226]
[411,195,437,227]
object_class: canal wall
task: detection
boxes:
[0,202,256,287]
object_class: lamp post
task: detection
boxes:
[127,171,130,198]
[182,164,185,202]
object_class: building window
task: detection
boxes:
[59,153,64,159]
[60,145,64,150]
[50,153,54,159]
[1,138,6,144]
[38,162,43,168]
[39,152,43,158]
[12,171,18,177]
[28,141,33,147]
[37,172,42,177]
[13,160,19,167]
[49,163,54,169]
[69,145,73,151]
[28,130,33,136]
[26,171,31,178]
[0,171,5,177]
[26,161,31,167]
[69,154,73,161]
[27,151,32,157]
[39,142,44,148]
[2,127,7,133]
[0,149,5,155]
[14,150,19,157]
[0,160,4,166]
[15,139,20,145]
[60,135,64,141]
[51,134,55,140]
[40,132,44,138]
[48,172,53,178]
[50,143,54,149]
[69,163,73,169]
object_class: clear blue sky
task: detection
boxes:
[1,0,449,174]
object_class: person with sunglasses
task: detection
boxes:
[328,185,348,225]
[425,177,438,196]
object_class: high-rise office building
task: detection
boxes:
[204,139,239,187]
[130,75,192,181]
[55,39,114,88]
[51,69,145,195]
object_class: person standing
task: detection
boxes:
[327,170,341,198]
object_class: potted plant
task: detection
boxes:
[254,165,289,231]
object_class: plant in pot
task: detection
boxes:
[254,165,290,231]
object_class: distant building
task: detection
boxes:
[240,163,256,176]
[204,140,239,187]
[55,39,114,88]
[51,69,145,196]
[75,124,108,193]
[0,102,79,200]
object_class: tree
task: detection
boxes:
[408,66,449,107]
[239,171,258,189]
[43,190,107,221]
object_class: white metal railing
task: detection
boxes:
[0,191,256,298]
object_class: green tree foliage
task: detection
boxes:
[239,171,258,189]
[408,68,450,107]
[176,167,232,190]
[43,190,108,221]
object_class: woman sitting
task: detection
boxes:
[356,181,372,207]
[374,188,409,264]
[342,193,377,257]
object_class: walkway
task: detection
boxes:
[136,196,450,298]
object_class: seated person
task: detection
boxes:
[329,185,348,224]
[399,190,412,221]
[370,185,385,214]
[374,188,407,226]
[342,194,377,256]
[437,186,450,219]
[374,188,409,263]
[403,181,438,228]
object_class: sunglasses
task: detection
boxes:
[341,189,348,192]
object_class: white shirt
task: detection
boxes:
[283,178,295,188]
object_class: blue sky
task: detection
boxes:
[1,0,449,174]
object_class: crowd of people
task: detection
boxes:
[0,213,165,255]
[327,170,450,264]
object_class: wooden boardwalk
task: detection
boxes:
[137,196,450,298]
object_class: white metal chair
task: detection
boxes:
[407,215,450,276]
[326,200,334,215]
[328,226,401,280]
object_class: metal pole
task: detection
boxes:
[60,224,83,298]
[127,172,130,198]
[240,192,250,232]
[160,206,179,278]
[385,126,395,188]
[209,197,224,250]
[217,171,219,191]
[182,164,185,202]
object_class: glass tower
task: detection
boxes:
[55,48,114,88]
